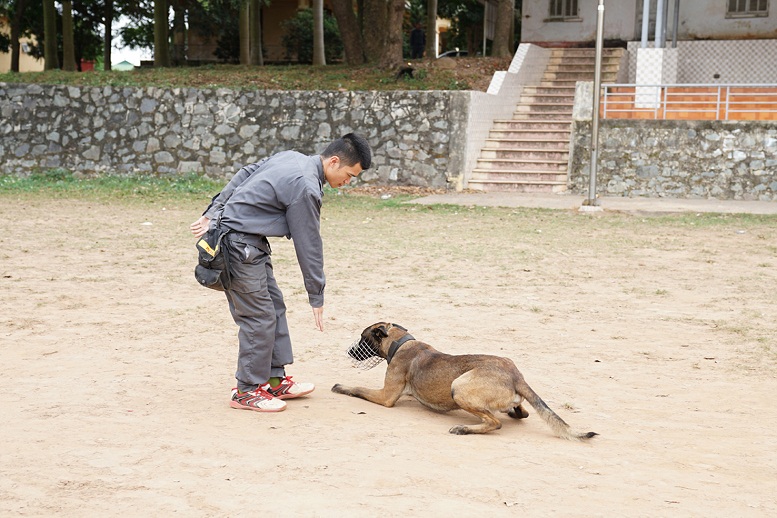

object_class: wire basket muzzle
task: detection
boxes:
[346,337,384,370]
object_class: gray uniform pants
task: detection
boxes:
[224,233,293,392]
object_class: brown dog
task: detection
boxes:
[332,322,597,440]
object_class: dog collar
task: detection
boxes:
[387,333,414,364]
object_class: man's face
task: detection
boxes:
[323,156,363,188]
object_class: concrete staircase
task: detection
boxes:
[468,47,625,192]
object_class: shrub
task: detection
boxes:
[281,8,343,64]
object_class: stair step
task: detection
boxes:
[512,112,573,120]
[471,169,567,180]
[488,131,571,140]
[492,119,571,127]
[476,159,567,171]
[523,85,576,92]
[467,178,568,193]
[515,102,574,111]
[551,48,624,56]
[480,149,569,160]
[521,93,575,103]
[484,140,570,149]
[548,57,623,65]
[545,64,619,73]
[480,145,569,156]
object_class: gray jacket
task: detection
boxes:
[204,150,326,307]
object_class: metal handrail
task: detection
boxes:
[600,83,777,121]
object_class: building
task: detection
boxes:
[0,16,44,73]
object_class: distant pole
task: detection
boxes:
[655,0,664,48]
[586,0,605,207]
[641,0,650,48]
[672,0,680,48]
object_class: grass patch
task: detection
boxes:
[0,169,224,202]
[0,59,513,92]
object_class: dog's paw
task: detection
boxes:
[331,384,345,394]
[448,425,473,435]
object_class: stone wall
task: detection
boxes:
[570,119,777,200]
[0,83,468,188]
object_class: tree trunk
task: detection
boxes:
[42,0,59,70]
[154,0,170,67]
[425,0,437,58]
[171,0,186,66]
[249,0,263,66]
[378,0,404,69]
[492,0,513,57]
[330,0,365,65]
[239,0,249,65]
[103,0,113,71]
[62,0,77,71]
[312,0,326,65]
[361,0,387,63]
[9,0,29,73]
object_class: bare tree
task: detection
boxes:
[42,0,59,70]
[9,0,30,72]
[492,0,514,57]
[312,0,325,65]
[362,0,403,68]
[171,0,186,66]
[154,0,170,67]
[103,0,113,71]
[62,0,77,71]
[249,0,263,65]
[239,0,249,64]
[425,0,437,58]
[330,0,365,65]
[380,0,404,68]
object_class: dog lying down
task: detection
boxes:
[332,322,597,440]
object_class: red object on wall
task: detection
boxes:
[80,60,95,72]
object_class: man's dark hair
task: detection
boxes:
[322,133,372,170]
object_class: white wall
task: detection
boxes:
[521,0,777,44]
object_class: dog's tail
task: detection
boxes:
[515,376,598,441]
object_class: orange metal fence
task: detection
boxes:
[600,84,777,121]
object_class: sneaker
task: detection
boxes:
[230,386,287,412]
[266,376,315,400]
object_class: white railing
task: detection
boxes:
[600,84,777,121]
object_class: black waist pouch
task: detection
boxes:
[194,226,232,291]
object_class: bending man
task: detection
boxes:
[190,133,372,412]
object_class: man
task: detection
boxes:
[190,133,372,412]
[410,23,426,59]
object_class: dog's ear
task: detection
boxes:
[372,325,389,339]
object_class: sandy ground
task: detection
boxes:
[2,193,776,517]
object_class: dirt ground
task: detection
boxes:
[2,192,776,517]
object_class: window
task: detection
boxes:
[550,0,579,19]
[727,0,768,16]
